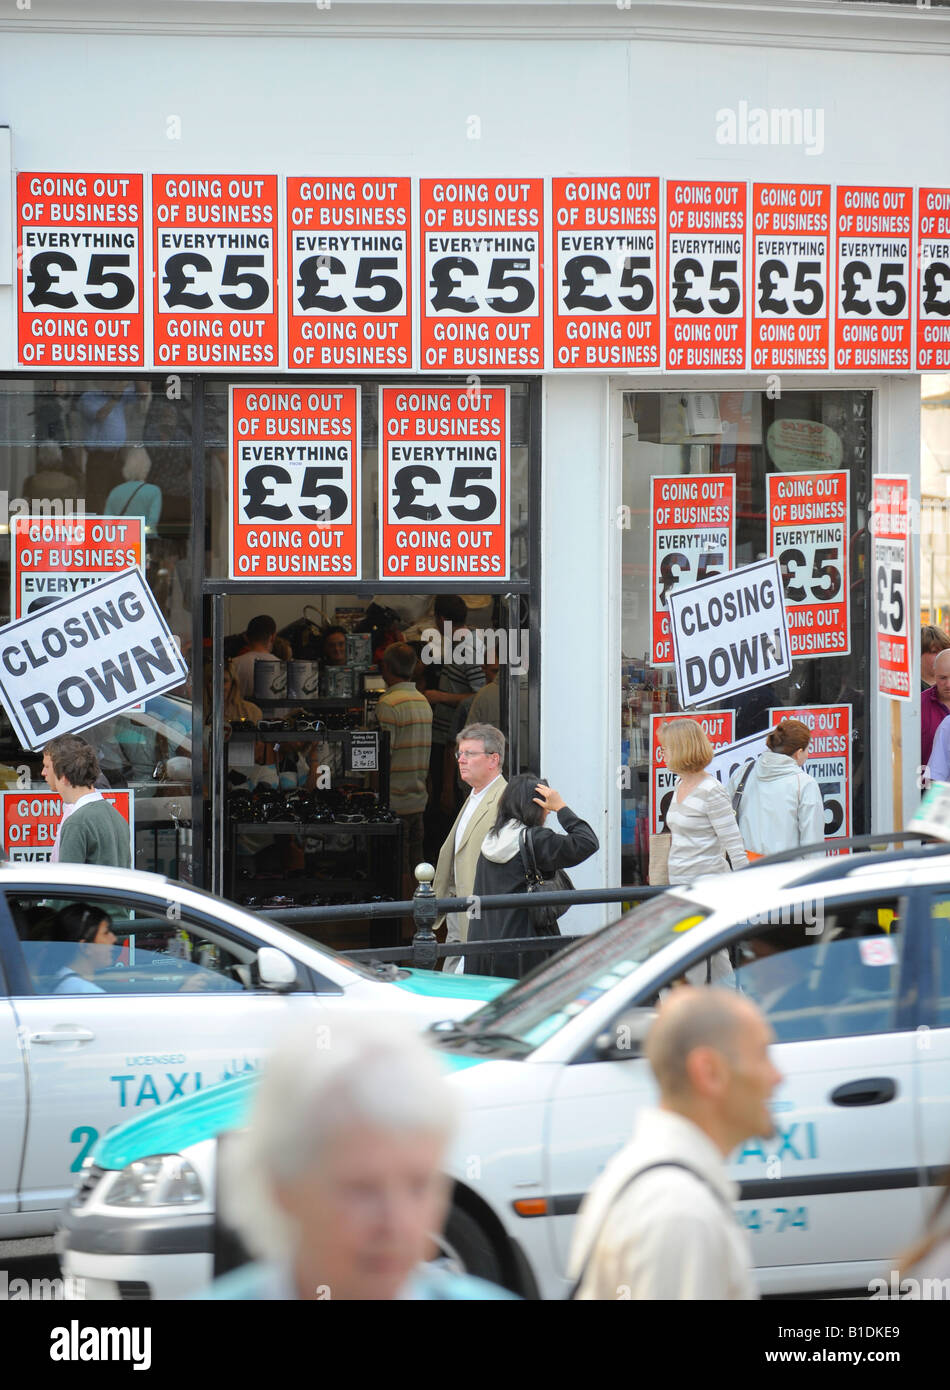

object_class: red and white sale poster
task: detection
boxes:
[11,514,145,621]
[751,183,830,371]
[767,471,850,660]
[872,475,912,700]
[151,175,279,369]
[1,788,133,863]
[769,705,851,844]
[650,711,734,835]
[17,173,145,369]
[916,188,950,371]
[650,474,736,666]
[378,386,508,580]
[834,186,913,370]
[665,180,748,371]
[550,177,660,370]
[286,177,412,371]
[229,387,361,580]
[419,179,543,371]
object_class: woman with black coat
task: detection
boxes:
[470,774,599,979]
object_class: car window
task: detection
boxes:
[439,894,712,1057]
[9,892,301,997]
[923,895,950,1029]
[648,896,906,1043]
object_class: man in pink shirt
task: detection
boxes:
[922,649,950,771]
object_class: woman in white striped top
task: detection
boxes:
[661,720,748,885]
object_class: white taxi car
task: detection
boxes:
[61,842,950,1300]
[0,862,511,1250]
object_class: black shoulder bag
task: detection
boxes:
[518,827,572,937]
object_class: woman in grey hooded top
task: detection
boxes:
[729,719,825,858]
[470,773,598,978]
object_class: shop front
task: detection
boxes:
[0,0,942,937]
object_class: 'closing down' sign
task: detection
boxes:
[0,569,188,751]
[667,557,792,708]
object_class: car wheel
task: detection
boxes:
[434,1205,504,1285]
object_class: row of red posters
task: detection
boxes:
[648,705,851,843]
[16,175,950,372]
[229,385,509,581]
[649,470,850,667]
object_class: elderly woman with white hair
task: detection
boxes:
[199,1012,517,1301]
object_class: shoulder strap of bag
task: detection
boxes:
[731,760,755,816]
[118,482,146,516]
[518,826,542,886]
[569,1160,728,1300]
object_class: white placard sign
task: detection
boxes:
[0,569,188,751]
[707,729,770,790]
[667,557,792,708]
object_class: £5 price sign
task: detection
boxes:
[230,387,361,579]
[751,183,830,371]
[650,711,734,836]
[770,704,852,845]
[767,471,850,660]
[286,177,413,371]
[419,180,543,371]
[916,188,950,371]
[151,175,279,369]
[17,173,145,369]
[834,186,913,370]
[378,386,508,581]
[551,177,660,369]
[650,474,736,666]
[11,514,145,622]
[871,475,912,700]
[666,180,748,371]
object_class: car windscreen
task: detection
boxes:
[435,894,710,1055]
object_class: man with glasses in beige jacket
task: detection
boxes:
[432,723,506,975]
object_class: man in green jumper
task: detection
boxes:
[42,735,132,869]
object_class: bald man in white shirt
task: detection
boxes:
[569,989,782,1300]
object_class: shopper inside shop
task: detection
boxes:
[376,642,433,899]
[320,626,348,666]
[232,615,278,698]
[423,595,487,861]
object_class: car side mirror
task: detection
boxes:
[595,1007,656,1062]
[256,946,298,992]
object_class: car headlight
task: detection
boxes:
[104,1155,204,1207]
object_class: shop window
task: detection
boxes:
[620,389,872,883]
[0,378,195,882]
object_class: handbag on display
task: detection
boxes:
[518,827,572,937]
[648,832,671,885]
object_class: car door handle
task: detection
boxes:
[830,1077,897,1107]
[29,1027,96,1045]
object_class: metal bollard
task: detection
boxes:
[410,861,439,970]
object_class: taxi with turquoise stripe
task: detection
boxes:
[60,841,950,1300]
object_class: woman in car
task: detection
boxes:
[728,719,825,859]
[44,903,116,995]
[662,719,747,885]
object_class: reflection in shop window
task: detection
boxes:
[620,389,871,884]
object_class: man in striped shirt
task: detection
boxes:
[377,643,433,896]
